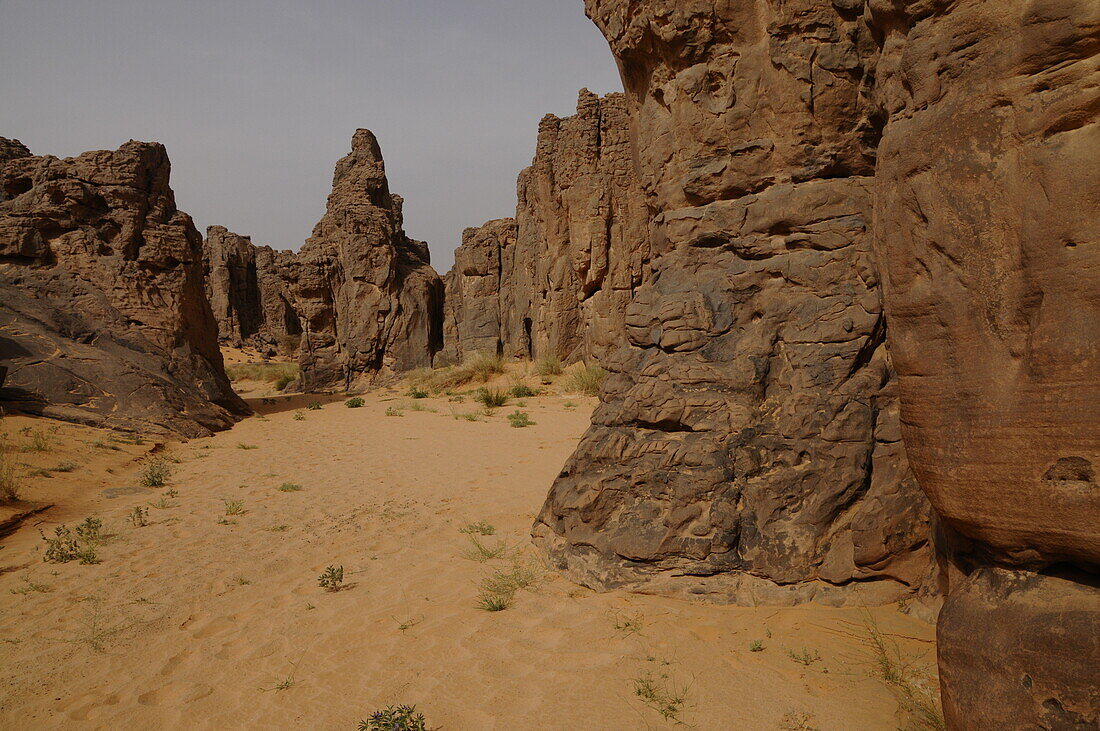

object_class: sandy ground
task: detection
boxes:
[0,380,939,730]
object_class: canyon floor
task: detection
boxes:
[0,368,939,730]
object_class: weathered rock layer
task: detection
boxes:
[0,137,247,436]
[444,91,649,365]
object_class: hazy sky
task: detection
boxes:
[0,1,622,270]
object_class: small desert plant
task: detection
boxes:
[454,412,480,422]
[535,355,563,378]
[385,406,404,417]
[461,534,507,562]
[481,563,539,595]
[475,387,508,409]
[632,668,689,723]
[149,497,176,510]
[128,506,149,527]
[750,640,765,652]
[476,588,514,612]
[23,428,51,453]
[293,411,305,421]
[346,397,365,408]
[51,461,78,473]
[9,577,52,595]
[237,442,259,450]
[0,444,20,502]
[75,516,103,542]
[223,499,245,516]
[274,374,294,391]
[226,362,299,385]
[459,521,495,536]
[510,383,537,398]
[307,401,322,410]
[613,612,645,636]
[358,705,427,731]
[277,482,303,492]
[139,458,171,488]
[318,564,344,592]
[563,401,577,409]
[41,525,99,564]
[407,387,429,399]
[565,363,607,396]
[787,647,822,666]
[862,613,945,730]
[507,410,534,428]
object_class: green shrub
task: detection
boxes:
[407,387,429,399]
[139,459,171,488]
[274,374,294,391]
[385,406,404,417]
[345,397,365,409]
[307,401,323,411]
[475,387,508,409]
[358,705,426,731]
[535,355,563,378]
[223,499,245,516]
[565,364,607,396]
[226,362,299,384]
[507,411,534,428]
[318,565,344,592]
[128,506,149,527]
[510,383,537,398]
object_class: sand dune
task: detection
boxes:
[0,386,937,729]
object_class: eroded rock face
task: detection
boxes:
[444,92,650,365]
[203,225,300,355]
[871,0,1100,724]
[287,130,443,390]
[0,137,247,436]
[439,218,516,364]
[533,1,931,605]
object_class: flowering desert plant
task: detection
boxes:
[358,704,426,731]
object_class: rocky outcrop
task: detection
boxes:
[0,137,247,437]
[203,225,300,355]
[444,91,650,365]
[439,218,516,364]
[289,130,443,391]
[870,1,1100,725]
[533,2,931,606]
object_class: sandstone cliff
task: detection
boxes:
[547,0,1099,726]
[444,91,649,365]
[534,2,932,607]
[203,225,300,356]
[0,137,247,436]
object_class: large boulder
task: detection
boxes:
[532,1,932,605]
[0,137,247,437]
[289,130,443,391]
[871,0,1100,724]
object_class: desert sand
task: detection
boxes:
[0,375,937,730]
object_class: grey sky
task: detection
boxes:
[0,0,622,270]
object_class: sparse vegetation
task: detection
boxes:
[358,705,427,731]
[128,506,149,527]
[293,410,305,420]
[139,458,171,488]
[277,482,303,492]
[565,363,607,396]
[459,521,495,536]
[632,666,689,723]
[862,613,945,730]
[461,534,507,562]
[0,443,20,502]
[507,410,534,428]
[50,461,78,473]
[318,565,344,592]
[454,412,480,422]
[781,711,821,730]
[346,397,365,408]
[9,577,52,595]
[22,428,51,453]
[481,562,539,595]
[408,351,505,392]
[475,387,508,409]
[307,401,323,410]
[510,383,537,398]
[237,442,259,450]
[226,362,299,386]
[407,387,429,399]
[223,499,245,516]
[787,647,822,666]
[385,406,404,417]
[41,523,100,564]
[563,401,577,410]
[535,355,563,379]
[476,588,514,612]
[750,640,764,652]
[613,612,645,636]
[149,497,176,510]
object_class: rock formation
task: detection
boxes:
[870,1,1100,725]
[439,218,516,364]
[534,2,932,607]
[206,130,442,391]
[540,0,1098,725]
[0,137,247,437]
[443,91,649,365]
[202,225,300,356]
